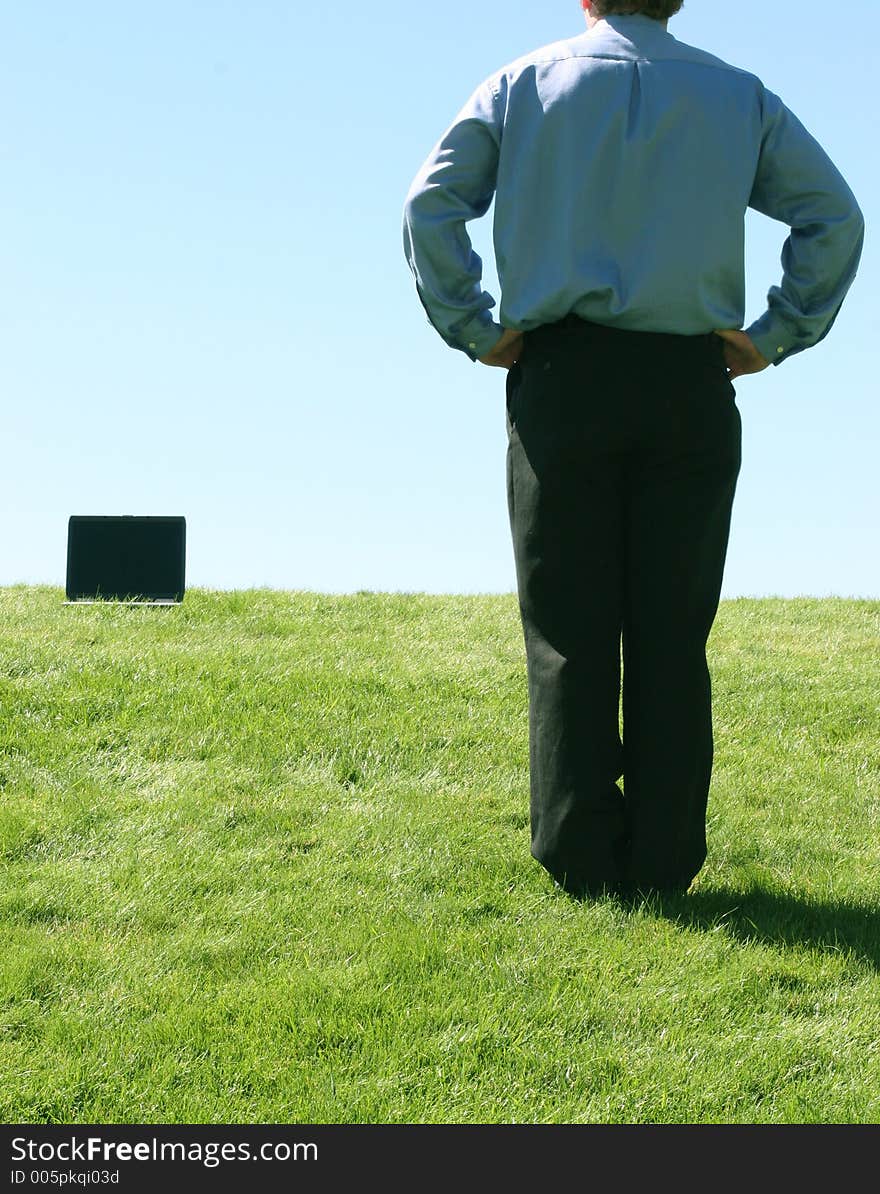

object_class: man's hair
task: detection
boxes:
[590,0,685,18]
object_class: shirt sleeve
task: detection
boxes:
[745,86,865,367]
[402,81,505,362]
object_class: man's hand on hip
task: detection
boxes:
[479,328,524,369]
[713,329,771,380]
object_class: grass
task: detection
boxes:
[1,585,878,1124]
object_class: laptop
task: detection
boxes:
[65,515,187,604]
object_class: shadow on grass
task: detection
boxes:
[652,886,880,970]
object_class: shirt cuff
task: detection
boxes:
[452,314,505,362]
[743,313,796,367]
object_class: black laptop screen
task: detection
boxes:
[66,516,186,602]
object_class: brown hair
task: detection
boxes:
[590,0,685,18]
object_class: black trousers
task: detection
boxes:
[505,316,742,896]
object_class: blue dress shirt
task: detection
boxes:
[403,14,864,365]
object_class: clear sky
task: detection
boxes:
[3,1,876,597]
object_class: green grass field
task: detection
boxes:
[1,585,878,1124]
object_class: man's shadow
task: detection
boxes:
[650,886,880,971]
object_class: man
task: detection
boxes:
[402,1,864,900]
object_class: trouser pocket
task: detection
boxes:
[505,360,522,431]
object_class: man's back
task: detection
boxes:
[491,22,769,335]
[404,12,864,369]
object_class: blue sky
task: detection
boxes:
[2,1,876,597]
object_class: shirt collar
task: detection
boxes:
[593,14,672,42]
